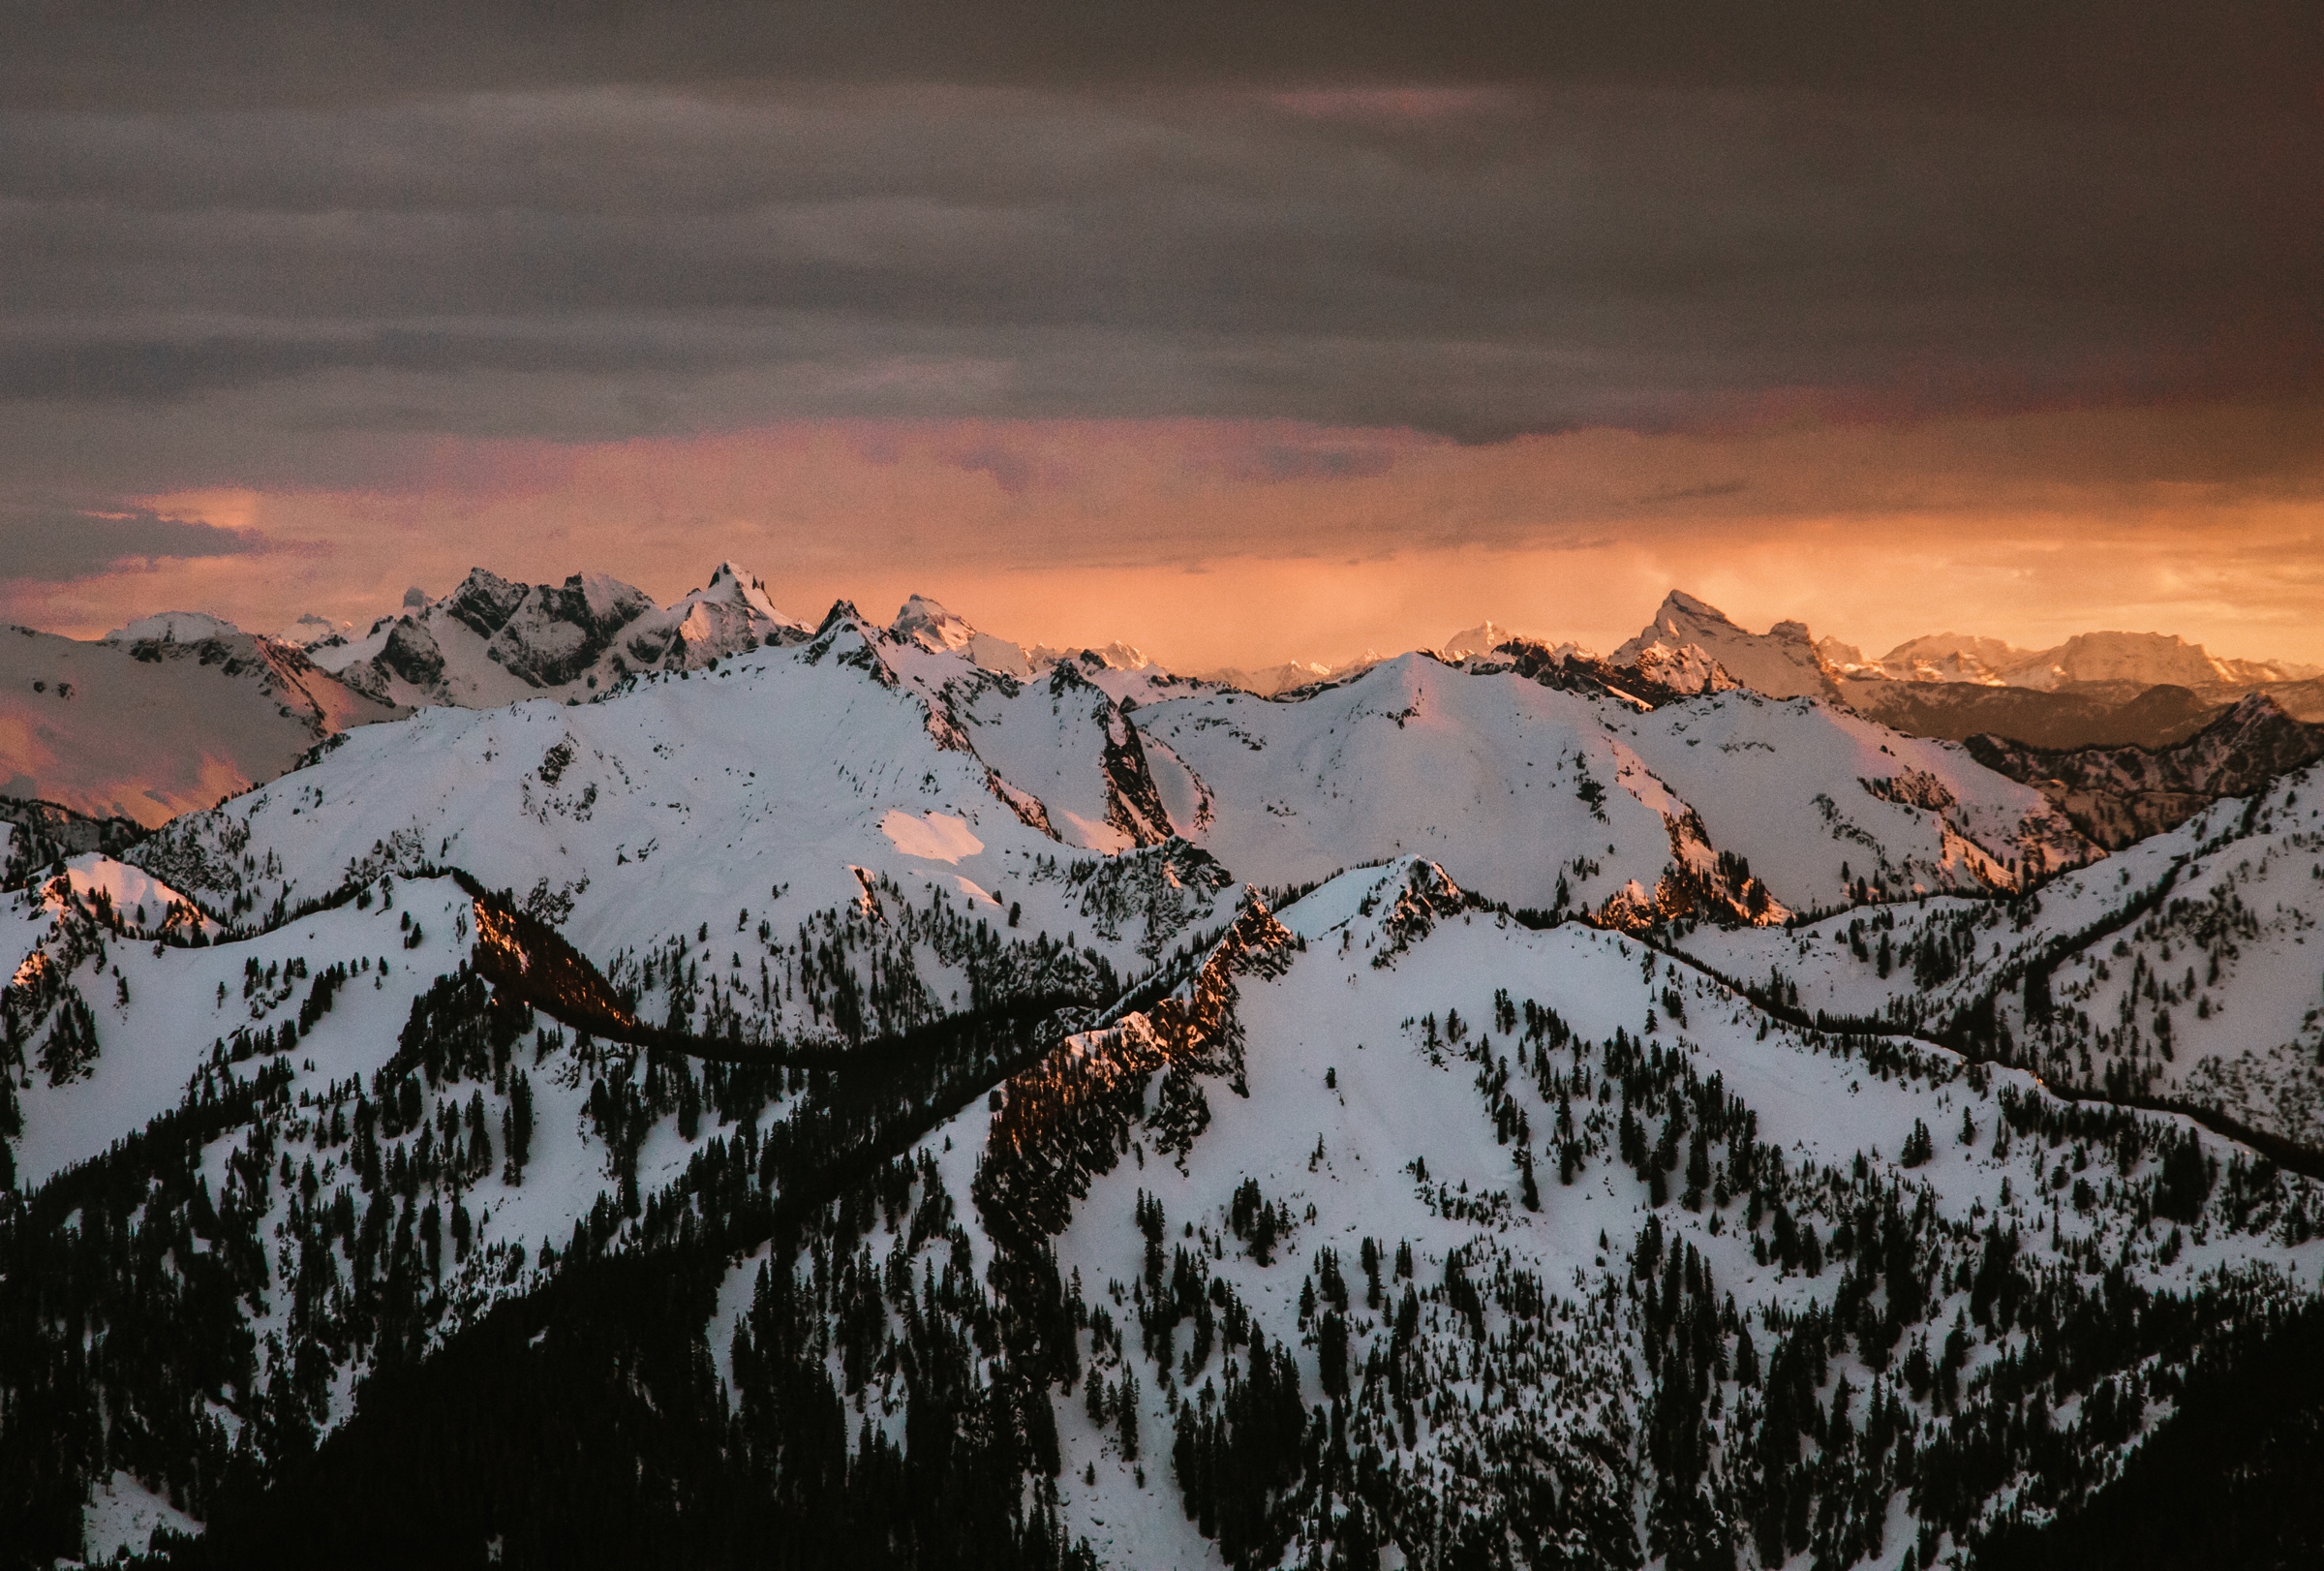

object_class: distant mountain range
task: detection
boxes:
[10,570,2319,833]
[1823,628,2319,690]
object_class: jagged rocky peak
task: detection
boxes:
[687,560,788,622]
[505,576,643,681]
[648,560,811,664]
[312,561,809,707]
[887,593,1086,682]
[814,597,867,636]
[1611,589,1829,698]
[1815,634,1866,669]
[891,593,977,654]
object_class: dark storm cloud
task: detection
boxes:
[0,2,2314,473]
[6,1,2316,117]
[0,504,264,582]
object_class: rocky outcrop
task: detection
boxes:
[1611,591,1832,699]
[1966,693,2324,848]
[323,562,810,707]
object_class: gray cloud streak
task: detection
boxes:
[0,505,266,582]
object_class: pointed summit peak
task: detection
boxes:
[1614,589,1829,699]
[1440,620,1518,662]
[891,594,974,653]
[679,560,790,626]
[888,595,1044,678]
[1657,589,1731,623]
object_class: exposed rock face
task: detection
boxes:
[377,620,446,688]
[1611,590,1831,699]
[320,562,810,708]
[1966,693,2324,848]
[445,569,657,688]
[440,568,532,641]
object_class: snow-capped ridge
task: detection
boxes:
[101,610,241,644]
[1274,856,1472,967]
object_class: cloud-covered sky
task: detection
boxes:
[5,2,2319,663]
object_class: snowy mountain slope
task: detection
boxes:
[1133,657,2089,927]
[1613,691,2094,906]
[670,861,2324,1571]
[1133,655,1711,918]
[939,662,1177,854]
[0,796,147,886]
[0,865,783,1560]
[101,612,244,645]
[0,622,403,827]
[313,562,811,710]
[121,610,1240,1057]
[15,575,2324,1566]
[0,845,1132,1561]
[2,862,446,1189]
[19,849,2300,1568]
[1676,761,2324,1153]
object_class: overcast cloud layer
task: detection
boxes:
[2,2,2317,660]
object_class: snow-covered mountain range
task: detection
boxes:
[6,569,2324,1568]
[1824,629,2320,691]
